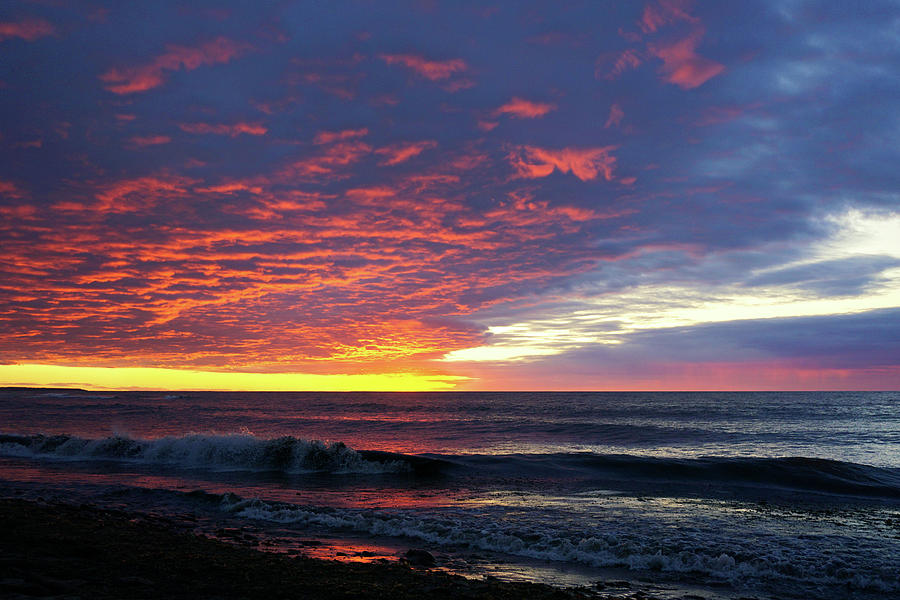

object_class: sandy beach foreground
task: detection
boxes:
[0,498,624,600]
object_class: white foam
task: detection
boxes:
[0,433,408,474]
[221,495,899,594]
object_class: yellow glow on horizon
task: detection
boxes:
[0,364,467,392]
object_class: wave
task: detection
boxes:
[2,430,899,499]
[220,494,898,594]
[440,452,900,499]
[0,433,412,474]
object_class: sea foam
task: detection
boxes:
[220,493,899,594]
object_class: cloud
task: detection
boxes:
[604,103,624,128]
[129,135,171,147]
[0,179,27,199]
[639,0,698,34]
[598,1,723,89]
[649,28,724,89]
[493,97,556,119]
[91,175,195,213]
[179,122,267,137]
[598,49,642,80]
[0,18,54,42]
[507,145,617,181]
[623,307,900,370]
[744,255,900,297]
[375,141,437,165]
[279,141,372,180]
[99,36,248,94]
[380,53,467,80]
[313,128,368,144]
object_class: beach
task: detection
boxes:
[0,497,609,600]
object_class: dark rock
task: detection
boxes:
[405,549,436,567]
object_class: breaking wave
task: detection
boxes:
[0,433,409,474]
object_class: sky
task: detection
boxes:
[1,0,899,391]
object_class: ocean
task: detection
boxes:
[1,389,898,599]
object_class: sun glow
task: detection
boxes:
[0,364,466,392]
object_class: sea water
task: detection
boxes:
[1,389,898,599]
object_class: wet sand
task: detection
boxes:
[0,498,612,600]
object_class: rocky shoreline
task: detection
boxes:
[0,498,616,600]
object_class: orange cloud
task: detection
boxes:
[196,182,264,195]
[508,145,617,181]
[100,37,248,94]
[649,28,724,89]
[604,103,624,128]
[380,53,467,80]
[0,18,54,41]
[600,2,722,89]
[93,175,195,213]
[375,141,437,165]
[314,128,368,144]
[280,141,372,180]
[130,135,171,147]
[0,167,607,372]
[179,122,267,136]
[493,97,556,119]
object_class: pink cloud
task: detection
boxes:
[0,179,27,199]
[375,141,437,166]
[179,122,267,137]
[604,103,624,128]
[441,78,476,93]
[0,204,36,218]
[694,103,761,126]
[477,120,499,132]
[314,128,368,145]
[129,135,171,147]
[649,28,724,89]
[493,97,556,119]
[0,18,54,42]
[380,53,467,81]
[599,48,643,80]
[100,37,248,94]
[639,0,697,33]
[508,146,617,182]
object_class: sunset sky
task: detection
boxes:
[1,1,899,390]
